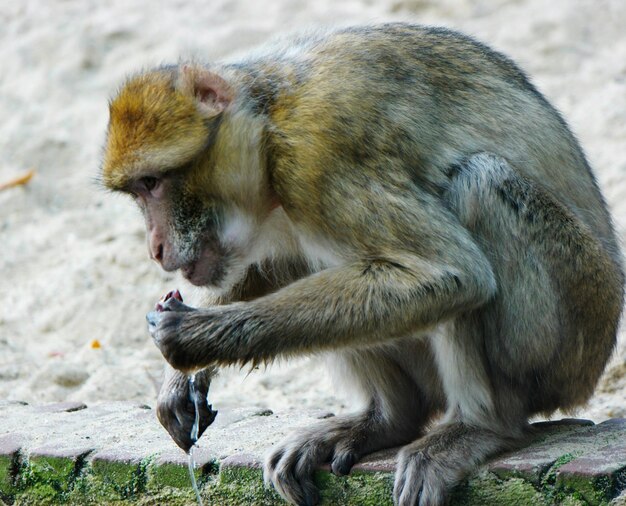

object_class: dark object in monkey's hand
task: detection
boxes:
[147,290,218,452]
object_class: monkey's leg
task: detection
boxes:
[265,341,444,506]
[393,315,526,506]
[394,319,526,505]
[395,152,592,506]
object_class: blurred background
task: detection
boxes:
[0,0,624,420]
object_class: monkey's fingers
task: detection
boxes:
[161,297,194,312]
[155,289,183,311]
[147,305,203,372]
[146,303,191,338]
[146,310,178,354]
[265,445,321,506]
[168,289,183,302]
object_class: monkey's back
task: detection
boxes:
[234,23,620,263]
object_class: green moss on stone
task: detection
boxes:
[215,465,283,505]
[32,455,75,476]
[15,486,206,506]
[148,457,219,491]
[217,465,394,505]
[0,454,17,498]
[11,453,87,504]
[542,453,578,487]
[91,460,137,491]
[557,471,620,506]
[451,471,547,506]
[317,470,393,506]
[7,448,616,505]
[150,462,198,490]
[90,456,153,500]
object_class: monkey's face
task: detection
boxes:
[139,173,225,287]
[102,66,271,291]
[127,166,263,290]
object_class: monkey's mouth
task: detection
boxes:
[181,248,225,287]
[181,263,201,284]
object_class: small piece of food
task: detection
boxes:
[90,339,102,349]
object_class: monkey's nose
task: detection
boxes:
[155,244,164,262]
[152,243,164,263]
[148,227,165,263]
[149,239,164,263]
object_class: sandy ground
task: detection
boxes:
[0,0,624,424]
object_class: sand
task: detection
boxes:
[0,0,624,422]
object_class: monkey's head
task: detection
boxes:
[101,65,276,290]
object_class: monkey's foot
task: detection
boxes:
[394,444,450,506]
[264,414,383,506]
[264,404,429,506]
[393,421,512,506]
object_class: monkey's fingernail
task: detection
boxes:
[156,303,164,312]
[332,453,356,476]
[173,289,183,301]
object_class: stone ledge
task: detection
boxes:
[0,401,624,505]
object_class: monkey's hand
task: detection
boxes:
[147,294,248,372]
[156,364,217,452]
[147,292,202,372]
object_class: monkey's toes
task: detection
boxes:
[331,451,357,476]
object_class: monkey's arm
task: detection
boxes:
[149,184,497,372]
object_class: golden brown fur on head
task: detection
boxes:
[102,68,212,191]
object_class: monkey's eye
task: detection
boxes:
[141,176,160,192]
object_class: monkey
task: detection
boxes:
[101,23,624,506]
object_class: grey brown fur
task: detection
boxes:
[102,24,624,506]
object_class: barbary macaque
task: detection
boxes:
[101,24,624,506]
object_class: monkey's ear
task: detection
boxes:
[178,65,233,117]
